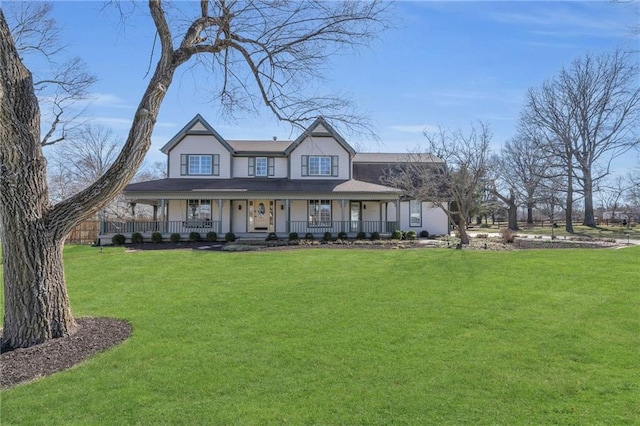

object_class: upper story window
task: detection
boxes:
[301,155,339,177]
[180,154,219,176]
[248,157,274,177]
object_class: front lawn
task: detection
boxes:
[1,245,639,424]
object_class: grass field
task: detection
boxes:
[1,245,639,424]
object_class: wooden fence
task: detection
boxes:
[66,220,100,244]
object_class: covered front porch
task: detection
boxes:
[103,177,403,245]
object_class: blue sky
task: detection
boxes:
[35,1,640,168]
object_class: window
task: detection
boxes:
[308,200,332,227]
[301,155,339,177]
[187,200,211,220]
[255,157,267,176]
[309,156,331,175]
[180,154,219,176]
[410,200,422,226]
[248,157,275,177]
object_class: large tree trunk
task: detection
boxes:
[1,9,75,350]
[1,6,175,350]
[457,217,470,245]
[526,202,534,224]
[1,229,74,350]
[582,168,596,227]
[565,157,574,234]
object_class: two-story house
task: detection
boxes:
[99,115,448,243]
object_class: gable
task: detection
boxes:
[285,117,355,156]
[160,114,234,155]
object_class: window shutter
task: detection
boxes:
[268,157,275,176]
[213,154,220,176]
[301,155,308,176]
[181,154,188,175]
[332,156,339,177]
[248,157,255,176]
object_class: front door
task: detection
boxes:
[249,200,274,232]
[350,202,361,232]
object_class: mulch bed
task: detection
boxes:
[0,317,131,389]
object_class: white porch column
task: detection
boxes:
[285,199,291,233]
[218,199,223,233]
[396,200,401,232]
[160,199,167,233]
[340,199,346,233]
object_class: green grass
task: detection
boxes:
[2,245,639,424]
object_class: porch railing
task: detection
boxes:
[100,220,398,236]
[288,221,398,234]
[101,220,221,235]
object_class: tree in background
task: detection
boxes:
[524,49,640,228]
[0,0,389,351]
[382,122,492,245]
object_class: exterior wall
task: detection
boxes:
[231,200,247,233]
[275,200,287,231]
[362,202,382,222]
[289,136,351,180]
[389,201,448,235]
[168,200,187,221]
[273,158,288,178]
[232,156,288,178]
[422,203,449,236]
[167,135,231,178]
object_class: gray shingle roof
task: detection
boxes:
[226,140,293,154]
[124,178,400,195]
[353,153,443,163]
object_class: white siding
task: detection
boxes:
[289,136,350,180]
[233,157,250,178]
[167,135,231,178]
[168,200,187,221]
[389,201,449,236]
[231,201,247,233]
[231,157,288,178]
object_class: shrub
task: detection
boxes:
[420,230,429,238]
[337,231,348,240]
[169,233,181,243]
[500,228,516,243]
[111,234,126,246]
[304,233,314,241]
[405,230,417,240]
[131,232,144,244]
[371,231,381,241]
[266,232,278,241]
[356,231,367,240]
[288,232,299,241]
[391,230,403,240]
[151,232,163,243]
[479,223,491,228]
[225,232,236,242]
[323,232,333,241]
[189,231,201,242]
[206,231,217,242]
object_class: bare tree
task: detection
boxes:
[382,122,492,245]
[0,1,389,350]
[47,125,122,201]
[524,49,640,228]
[4,2,96,146]
[490,132,554,229]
